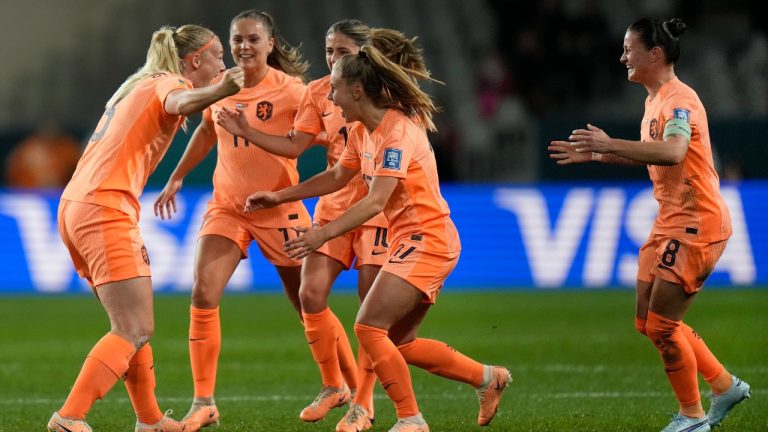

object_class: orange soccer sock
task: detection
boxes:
[124,343,163,424]
[189,306,221,398]
[303,308,344,388]
[681,323,727,388]
[59,333,136,419]
[646,311,702,415]
[354,324,418,418]
[398,338,485,387]
[329,310,358,391]
[354,346,377,413]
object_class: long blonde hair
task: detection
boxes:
[231,10,309,82]
[336,45,441,131]
[105,25,215,108]
[371,28,431,79]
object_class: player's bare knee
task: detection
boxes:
[191,283,220,309]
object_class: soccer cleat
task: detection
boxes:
[135,409,189,432]
[183,401,220,429]
[47,412,93,432]
[708,375,751,428]
[476,365,512,426]
[336,403,373,432]
[387,413,429,432]
[300,384,351,422]
[660,413,710,432]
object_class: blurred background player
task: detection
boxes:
[242,45,512,432]
[216,20,435,429]
[549,17,751,432]
[152,10,313,430]
[49,25,243,432]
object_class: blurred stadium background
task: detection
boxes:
[0,1,766,430]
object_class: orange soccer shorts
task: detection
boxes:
[380,233,460,304]
[57,199,151,287]
[315,218,389,269]
[199,204,303,267]
[637,234,728,294]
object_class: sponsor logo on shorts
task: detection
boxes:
[321,111,332,117]
[372,249,387,256]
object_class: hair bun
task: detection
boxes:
[664,18,687,38]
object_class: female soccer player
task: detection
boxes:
[152,10,312,430]
[243,46,511,432]
[49,25,242,432]
[216,20,433,429]
[549,17,751,432]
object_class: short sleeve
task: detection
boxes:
[293,86,322,136]
[661,92,698,131]
[373,127,412,179]
[155,74,192,114]
[339,126,363,170]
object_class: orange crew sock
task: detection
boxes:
[354,324,418,418]
[59,333,136,419]
[646,311,703,416]
[303,308,343,388]
[189,306,221,398]
[354,346,377,413]
[124,343,163,424]
[398,338,486,387]
[681,323,727,389]
[329,311,358,391]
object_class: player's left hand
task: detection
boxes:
[216,106,249,138]
[284,225,326,259]
[566,123,613,154]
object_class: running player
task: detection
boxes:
[549,17,751,432]
[216,21,433,429]
[49,25,242,432]
[244,46,512,432]
[152,10,312,430]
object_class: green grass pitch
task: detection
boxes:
[0,289,766,431]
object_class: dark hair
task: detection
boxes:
[628,17,687,64]
[326,19,372,47]
[231,10,309,81]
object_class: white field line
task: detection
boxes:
[2,389,765,405]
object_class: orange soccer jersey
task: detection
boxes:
[293,75,386,227]
[641,77,731,243]
[62,73,192,220]
[340,109,460,300]
[203,67,310,228]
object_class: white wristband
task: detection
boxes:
[591,152,603,161]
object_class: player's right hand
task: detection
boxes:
[154,178,183,220]
[218,67,244,96]
[244,191,281,212]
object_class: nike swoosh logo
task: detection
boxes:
[372,250,386,255]
[679,421,708,432]
[383,382,394,390]
[308,338,320,344]
[55,423,74,432]
[189,338,205,342]
[321,112,332,117]
[388,259,404,264]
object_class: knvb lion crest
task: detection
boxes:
[649,118,659,140]
[256,101,273,121]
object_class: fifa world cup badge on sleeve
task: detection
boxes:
[673,108,690,123]
[383,148,402,170]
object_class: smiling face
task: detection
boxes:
[328,65,360,122]
[620,30,656,84]
[230,18,274,71]
[325,31,361,71]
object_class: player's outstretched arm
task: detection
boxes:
[216,107,315,159]
[244,162,358,212]
[154,118,217,220]
[164,67,244,116]
[283,175,398,259]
